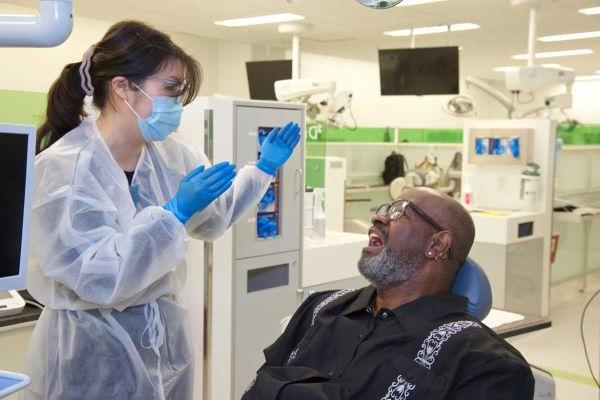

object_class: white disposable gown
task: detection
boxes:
[22,118,272,400]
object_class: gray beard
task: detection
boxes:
[358,245,423,289]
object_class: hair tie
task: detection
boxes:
[79,44,96,96]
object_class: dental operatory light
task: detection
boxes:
[539,31,600,42]
[511,49,593,59]
[356,0,403,9]
[214,13,305,27]
[396,0,447,6]
[443,96,476,117]
[578,6,600,15]
[356,0,448,7]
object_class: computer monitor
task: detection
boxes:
[246,60,292,100]
[379,46,460,96]
[0,123,35,291]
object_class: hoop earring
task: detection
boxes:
[440,253,448,260]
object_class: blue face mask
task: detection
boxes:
[125,82,183,141]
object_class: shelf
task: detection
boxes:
[561,145,600,151]
[345,185,389,194]
[308,142,462,148]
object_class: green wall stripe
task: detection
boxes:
[542,367,599,387]
[0,89,47,126]
[306,122,464,144]
[558,122,600,144]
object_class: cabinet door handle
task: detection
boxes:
[295,168,303,194]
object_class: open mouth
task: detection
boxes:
[367,226,385,248]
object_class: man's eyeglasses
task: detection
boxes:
[376,199,451,259]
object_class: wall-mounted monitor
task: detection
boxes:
[246,60,292,101]
[379,46,459,96]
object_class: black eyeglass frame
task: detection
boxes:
[376,199,452,259]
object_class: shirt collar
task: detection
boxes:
[391,292,468,328]
[342,286,377,316]
[341,287,468,324]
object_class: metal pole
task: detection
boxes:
[292,34,300,79]
[527,6,539,68]
[203,109,214,400]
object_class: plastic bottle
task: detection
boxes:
[312,190,326,239]
[462,173,473,209]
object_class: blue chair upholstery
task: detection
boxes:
[450,258,492,320]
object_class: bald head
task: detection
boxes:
[401,187,475,272]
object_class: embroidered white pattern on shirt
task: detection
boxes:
[286,347,299,365]
[414,320,481,370]
[311,289,358,326]
[380,374,415,400]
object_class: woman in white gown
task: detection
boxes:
[22,20,300,400]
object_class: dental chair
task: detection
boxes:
[452,259,555,400]
[281,258,555,399]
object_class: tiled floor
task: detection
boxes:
[507,271,600,400]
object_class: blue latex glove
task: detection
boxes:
[256,122,301,176]
[164,161,236,224]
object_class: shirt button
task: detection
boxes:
[328,371,335,377]
[407,372,414,379]
[358,334,364,339]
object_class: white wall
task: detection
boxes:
[0,3,219,95]
[570,80,600,124]
[215,41,251,99]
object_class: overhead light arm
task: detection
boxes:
[0,0,73,47]
[465,76,515,116]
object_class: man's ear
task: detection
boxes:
[424,231,452,260]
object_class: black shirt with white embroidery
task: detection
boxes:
[242,287,534,400]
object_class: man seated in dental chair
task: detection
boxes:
[243,187,534,400]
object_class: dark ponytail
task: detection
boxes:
[36,20,202,154]
[36,63,87,153]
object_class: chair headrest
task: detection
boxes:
[450,258,492,320]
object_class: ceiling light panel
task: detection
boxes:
[539,31,600,42]
[575,75,600,81]
[384,23,479,37]
[512,49,593,59]
[214,13,305,27]
[493,66,520,72]
[578,7,600,15]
